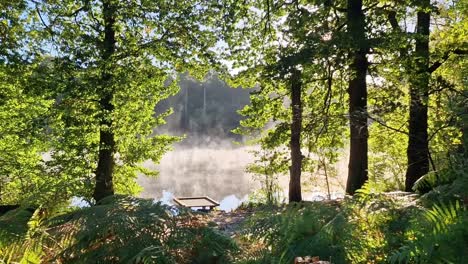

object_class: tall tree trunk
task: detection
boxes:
[405,0,430,192]
[346,0,369,195]
[462,91,468,159]
[289,69,303,202]
[93,0,116,202]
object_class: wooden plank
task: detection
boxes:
[173,196,220,208]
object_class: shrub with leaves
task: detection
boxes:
[0,206,47,263]
[235,185,429,264]
[390,200,468,264]
[235,202,343,264]
[0,208,34,248]
[1,195,238,264]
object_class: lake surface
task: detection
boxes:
[137,145,257,211]
[138,77,349,210]
[137,144,347,211]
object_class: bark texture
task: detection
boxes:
[346,0,369,195]
[93,0,116,202]
[289,69,303,202]
[405,0,430,192]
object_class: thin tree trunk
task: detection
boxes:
[320,157,332,200]
[184,85,189,131]
[462,92,468,159]
[405,0,430,192]
[346,0,369,195]
[289,69,303,202]
[93,0,116,202]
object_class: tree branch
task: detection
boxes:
[363,3,392,13]
[368,114,409,135]
[387,10,400,31]
[428,117,455,142]
[429,49,468,73]
[428,150,438,174]
[36,8,53,35]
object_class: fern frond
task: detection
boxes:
[413,169,459,193]
[389,200,465,264]
[424,200,461,235]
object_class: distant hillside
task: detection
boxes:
[156,73,251,144]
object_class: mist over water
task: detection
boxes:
[137,144,256,202]
[137,74,255,208]
[137,73,347,209]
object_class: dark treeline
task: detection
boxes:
[156,73,251,143]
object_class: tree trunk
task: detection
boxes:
[93,0,117,202]
[405,0,430,192]
[346,0,369,195]
[289,69,303,202]
[462,91,468,159]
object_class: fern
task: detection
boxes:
[425,201,461,234]
[0,206,49,264]
[0,208,34,247]
[414,151,468,195]
[354,180,388,204]
[237,202,344,264]
[413,171,457,193]
[389,200,466,264]
[1,195,238,264]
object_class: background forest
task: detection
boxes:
[0,0,467,263]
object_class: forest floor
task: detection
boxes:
[199,191,420,237]
[199,207,257,237]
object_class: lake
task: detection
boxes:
[137,144,347,211]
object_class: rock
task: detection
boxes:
[294,256,331,263]
[294,257,304,263]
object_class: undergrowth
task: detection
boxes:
[234,184,467,264]
[232,150,468,264]
[0,195,237,264]
[2,154,467,264]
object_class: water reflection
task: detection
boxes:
[136,143,348,211]
[137,145,257,202]
[70,191,344,212]
[70,197,90,207]
[302,192,345,201]
[219,194,248,211]
[154,190,248,212]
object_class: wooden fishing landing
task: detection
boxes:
[173,196,220,211]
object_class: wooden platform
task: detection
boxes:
[173,196,220,211]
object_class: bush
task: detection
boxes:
[1,195,238,264]
[235,186,466,264]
